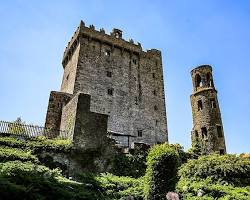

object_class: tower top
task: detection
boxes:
[191,64,212,75]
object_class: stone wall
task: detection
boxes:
[44,91,72,137]
[60,93,78,140]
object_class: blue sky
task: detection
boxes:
[0,0,249,153]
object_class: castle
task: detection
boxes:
[45,20,168,148]
[44,21,226,153]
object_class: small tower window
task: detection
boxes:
[132,59,137,64]
[153,90,157,96]
[201,127,207,138]
[219,149,225,155]
[104,50,111,56]
[135,97,138,105]
[107,88,114,96]
[138,130,142,137]
[154,105,158,111]
[198,100,203,111]
[194,130,199,141]
[152,73,156,79]
[107,71,112,77]
[155,120,159,126]
[210,98,217,108]
[217,125,223,138]
[195,74,202,88]
[66,74,69,80]
[207,73,214,87]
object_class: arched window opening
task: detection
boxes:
[217,125,223,138]
[195,74,202,88]
[198,100,203,111]
[194,130,199,141]
[201,127,207,138]
[207,72,214,87]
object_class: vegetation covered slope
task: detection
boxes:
[0,135,249,200]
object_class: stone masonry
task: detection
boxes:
[45,20,168,147]
[190,65,226,154]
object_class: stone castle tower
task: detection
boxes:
[190,65,226,154]
[45,20,168,147]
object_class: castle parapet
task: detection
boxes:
[62,20,144,68]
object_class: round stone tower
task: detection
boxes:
[190,65,226,155]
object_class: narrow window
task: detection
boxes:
[154,105,158,111]
[195,130,198,138]
[194,130,199,141]
[107,88,114,96]
[106,71,112,77]
[104,50,111,56]
[155,120,159,126]
[138,130,142,137]
[198,100,203,111]
[201,127,207,138]
[217,125,223,138]
[153,90,157,96]
[66,74,69,80]
[195,74,202,88]
[207,73,214,87]
[219,149,225,155]
[132,59,137,64]
[152,73,155,79]
[210,98,217,108]
[135,97,138,105]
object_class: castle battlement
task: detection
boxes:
[62,20,162,68]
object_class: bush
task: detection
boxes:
[0,161,99,200]
[0,146,38,162]
[177,154,250,199]
[0,136,72,152]
[96,173,144,199]
[178,154,250,186]
[112,151,147,178]
[144,143,181,200]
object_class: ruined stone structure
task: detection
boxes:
[45,20,168,147]
[190,65,226,154]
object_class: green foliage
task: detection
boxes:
[112,151,147,178]
[144,143,181,200]
[177,154,250,199]
[0,161,99,200]
[178,154,250,186]
[0,146,38,162]
[177,177,250,200]
[96,173,144,199]
[0,136,72,152]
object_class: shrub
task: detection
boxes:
[96,173,144,199]
[144,143,181,200]
[112,151,147,178]
[0,136,72,152]
[0,161,98,200]
[177,154,250,199]
[178,154,250,186]
[0,146,38,162]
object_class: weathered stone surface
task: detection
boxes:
[190,65,226,154]
[45,91,72,137]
